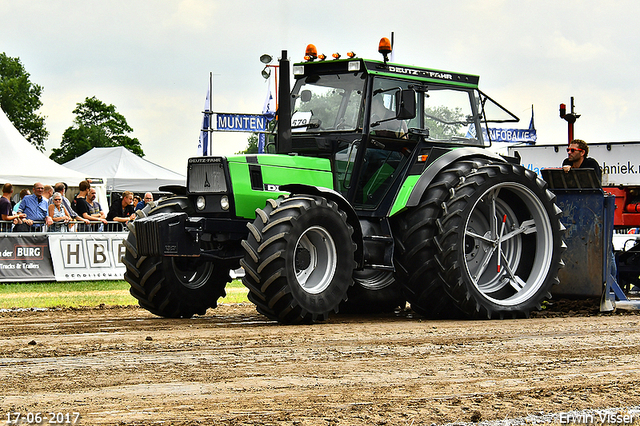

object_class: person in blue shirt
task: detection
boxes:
[17,182,54,230]
[135,192,153,211]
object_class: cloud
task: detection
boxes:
[546,31,608,62]
[3,0,640,173]
[163,0,218,32]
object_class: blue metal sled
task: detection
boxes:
[542,168,640,312]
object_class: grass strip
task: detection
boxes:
[0,280,249,309]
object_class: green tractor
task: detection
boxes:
[123,39,564,324]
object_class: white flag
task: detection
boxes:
[197,88,210,156]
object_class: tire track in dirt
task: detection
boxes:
[2,304,640,425]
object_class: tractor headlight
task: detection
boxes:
[220,195,230,211]
[348,61,360,71]
[196,196,206,211]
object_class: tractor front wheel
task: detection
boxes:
[241,195,356,324]
[123,197,230,318]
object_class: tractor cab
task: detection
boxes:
[285,38,518,213]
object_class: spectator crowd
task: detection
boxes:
[0,180,155,233]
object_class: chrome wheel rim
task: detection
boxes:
[463,182,554,306]
[294,226,337,294]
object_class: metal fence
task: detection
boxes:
[0,220,129,233]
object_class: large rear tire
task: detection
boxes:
[436,163,564,319]
[241,195,356,324]
[123,197,231,318]
[393,160,481,318]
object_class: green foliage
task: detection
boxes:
[0,53,49,151]
[50,96,144,164]
[424,106,466,140]
[240,133,259,154]
[298,90,344,127]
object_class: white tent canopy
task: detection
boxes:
[0,106,87,186]
[63,146,186,193]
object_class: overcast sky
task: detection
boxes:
[1,0,639,174]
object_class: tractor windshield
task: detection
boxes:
[291,72,365,132]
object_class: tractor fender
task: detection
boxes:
[281,184,364,268]
[148,196,195,215]
[135,195,195,219]
[406,147,510,208]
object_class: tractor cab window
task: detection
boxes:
[369,78,418,139]
[291,72,365,132]
[367,77,491,147]
[422,88,479,144]
[417,87,519,146]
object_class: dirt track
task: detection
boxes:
[2,301,640,425]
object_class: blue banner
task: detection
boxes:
[215,114,268,132]
[486,127,537,143]
[466,125,537,143]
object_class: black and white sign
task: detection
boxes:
[48,233,127,281]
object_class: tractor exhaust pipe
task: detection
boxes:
[277,50,292,154]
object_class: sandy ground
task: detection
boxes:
[2,300,640,426]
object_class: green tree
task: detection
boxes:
[50,96,144,164]
[424,106,466,140]
[238,120,276,154]
[0,53,49,151]
[239,133,259,154]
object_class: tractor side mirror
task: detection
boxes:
[300,90,312,102]
[396,89,416,120]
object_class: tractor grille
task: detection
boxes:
[188,159,228,193]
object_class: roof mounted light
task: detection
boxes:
[332,52,341,60]
[346,51,356,58]
[378,37,392,64]
[304,44,318,61]
[318,53,327,61]
[260,54,273,64]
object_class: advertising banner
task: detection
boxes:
[214,113,268,132]
[508,142,640,186]
[0,234,55,282]
[48,233,128,281]
[466,124,537,143]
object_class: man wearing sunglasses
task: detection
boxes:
[562,139,602,185]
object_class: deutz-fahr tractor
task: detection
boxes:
[123,38,564,324]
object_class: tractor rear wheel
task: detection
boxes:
[436,163,564,319]
[394,160,481,318]
[241,195,356,324]
[123,197,231,318]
